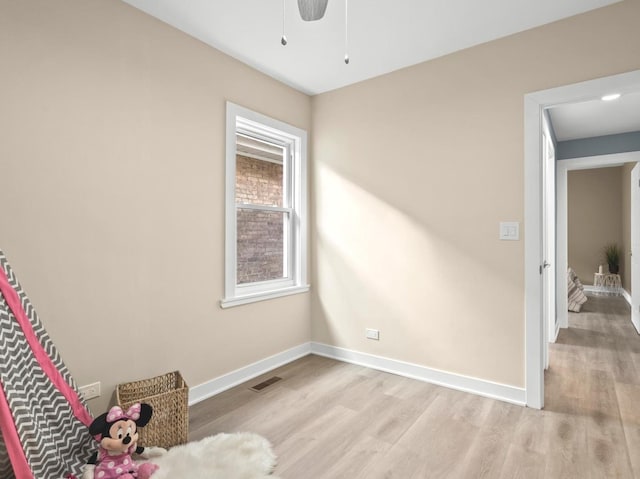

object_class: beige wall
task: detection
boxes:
[3,0,640,414]
[0,0,311,413]
[311,0,640,388]
[568,167,623,285]
[621,162,638,292]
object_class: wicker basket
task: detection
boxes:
[116,370,189,449]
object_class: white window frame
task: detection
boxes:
[221,102,308,308]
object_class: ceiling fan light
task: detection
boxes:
[297,0,329,21]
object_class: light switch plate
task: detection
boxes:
[500,222,520,240]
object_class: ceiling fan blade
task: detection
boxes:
[297,0,329,21]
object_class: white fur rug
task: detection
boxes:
[145,432,280,479]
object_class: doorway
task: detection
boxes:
[556,154,640,331]
[524,69,640,409]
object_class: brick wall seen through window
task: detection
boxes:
[235,155,284,283]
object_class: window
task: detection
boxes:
[221,102,308,307]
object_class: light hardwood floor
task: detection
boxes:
[189,295,640,478]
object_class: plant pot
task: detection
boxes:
[608,263,619,274]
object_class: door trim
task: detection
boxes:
[524,69,640,409]
[632,163,640,333]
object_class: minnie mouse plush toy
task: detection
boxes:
[82,403,166,479]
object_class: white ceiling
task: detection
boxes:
[122,0,639,141]
[548,92,640,141]
[122,0,620,95]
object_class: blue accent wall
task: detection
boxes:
[557,131,640,160]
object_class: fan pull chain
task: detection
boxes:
[344,0,349,64]
[281,0,288,45]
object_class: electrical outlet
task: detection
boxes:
[79,382,101,400]
[365,328,380,340]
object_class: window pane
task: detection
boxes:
[236,208,288,284]
[235,138,284,207]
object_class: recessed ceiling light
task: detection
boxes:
[601,93,621,101]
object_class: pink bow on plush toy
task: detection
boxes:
[106,404,142,422]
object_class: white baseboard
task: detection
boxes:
[633,317,640,335]
[310,342,526,406]
[584,285,631,304]
[188,343,311,406]
[622,288,632,306]
[188,341,526,408]
[624,289,640,334]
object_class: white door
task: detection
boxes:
[545,135,556,345]
[632,163,640,333]
[541,132,555,369]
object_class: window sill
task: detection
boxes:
[220,284,310,309]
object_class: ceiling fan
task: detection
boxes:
[282,0,349,64]
[297,0,329,21]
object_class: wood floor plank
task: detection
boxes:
[395,389,480,478]
[584,369,634,478]
[509,407,548,455]
[543,411,590,479]
[456,400,523,478]
[363,443,436,479]
[321,434,392,479]
[274,404,361,477]
[615,382,640,478]
[499,444,547,479]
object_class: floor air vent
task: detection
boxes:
[250,376,282,392]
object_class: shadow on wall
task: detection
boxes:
[311,162,524,386]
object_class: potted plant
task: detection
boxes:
[604,243,621,274]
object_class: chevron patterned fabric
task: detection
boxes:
[0,250,95,479]
[0,437,12,479]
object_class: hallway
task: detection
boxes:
[545,294,640,477]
